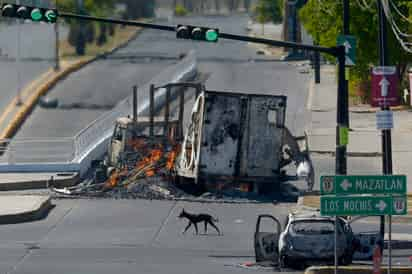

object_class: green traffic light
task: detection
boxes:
[45,10,57,22]
[206,29,218,42]
[31,8,42,21]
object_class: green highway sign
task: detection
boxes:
[321,195,407,216]
[321,175,407,195]
[337,35,356,66]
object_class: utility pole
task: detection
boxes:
[16,0,22,106]
[54,0,60,71]
[336,0,349,175]
[335,2,349,272]
[377,0,392,259]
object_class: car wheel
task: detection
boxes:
[339,251,353,265]
[279,255,289,268]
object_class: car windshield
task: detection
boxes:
[291,220,335,235]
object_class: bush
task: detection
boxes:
[174,4,188,17]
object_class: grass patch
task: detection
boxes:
[59,25,138,59]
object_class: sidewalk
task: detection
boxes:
[0,195,52,224]
[0,172,79,191]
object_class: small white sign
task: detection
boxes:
[376,110,394,130]
[373,66,397,75]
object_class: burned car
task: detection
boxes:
[278,212,354,267]
[254,211,355,269]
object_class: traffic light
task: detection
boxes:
[176,25,219,42]
[1,3,57,23]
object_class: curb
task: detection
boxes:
[305,266,412,274]
[350,105,411,114]
[0,174,79,191]
[1,27,143,139]
[0,196,52,225]
[310,150,382,157]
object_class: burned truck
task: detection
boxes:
[89,83,314,196]
[175,89,314,194]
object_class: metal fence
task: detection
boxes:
[0,51,197,167]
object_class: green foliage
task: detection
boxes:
[174,4,188,17]
[299,0,412,95]
[254,0,283,24]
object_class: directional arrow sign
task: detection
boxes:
[380,77,390,97]
[371,66,400,107]
[320,195,407,216]
[320,175,407,195]
[337,35,356,66]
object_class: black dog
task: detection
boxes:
[178,209,221,235]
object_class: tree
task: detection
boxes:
[254,0,283,34]
[254,1,271,35]
[55,0,115,55]
[299,1,412,101]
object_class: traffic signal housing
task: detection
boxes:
[1,3,57,23]
[176,25,219,42]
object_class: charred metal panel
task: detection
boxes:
[199,93,242,176]
[243,96,287,177]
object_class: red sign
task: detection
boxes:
[371,66,400,107]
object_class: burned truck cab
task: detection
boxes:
[175,90,314,194]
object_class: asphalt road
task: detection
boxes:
[0,199,301,274]
[0,21,65,124]
[16,14,310,139]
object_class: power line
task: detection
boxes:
[380,0,412,53]
[389,0,412,24]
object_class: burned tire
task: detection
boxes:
[339,252,353,266]
[279,255,289,269]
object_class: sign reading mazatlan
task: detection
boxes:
[321,175,407,195]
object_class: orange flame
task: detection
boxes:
[105,169,128,188]
[136,148,164,177]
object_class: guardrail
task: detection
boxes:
[0,51,197,175]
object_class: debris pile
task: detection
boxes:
[52,137,186,199]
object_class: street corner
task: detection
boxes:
[0,195,53,225]
[305,265,412,274]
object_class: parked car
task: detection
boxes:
[254,210,359,269]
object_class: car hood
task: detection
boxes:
[290,234,344,254]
